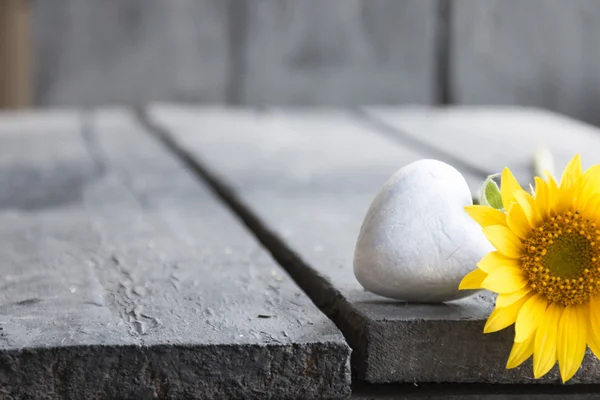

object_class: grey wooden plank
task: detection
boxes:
[240,0,438,106]
[33,0,229,106]
[450,0,600,125]
[365,106,600,187]
[0,110,80,134]
[0,111,100,211]
[146,105,600,385]
[0,110,351,399]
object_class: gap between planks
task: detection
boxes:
[135,107,368,356]
[351,108,490,204]
[351,108,491,179]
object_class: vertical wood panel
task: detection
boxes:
[33,0,230,106]
[451,0,600,125]
[240,0,438,106]
[0,0,31,109]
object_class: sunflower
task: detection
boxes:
[460,154,600,383]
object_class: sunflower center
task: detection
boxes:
[521,211,600,306]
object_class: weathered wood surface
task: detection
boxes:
[33,0,230,106]
[365,106,600,185]
[240,0,437,105]
[149,105,600,385]
[0,110,351,399]
[450,0,600,125]
[32,0,437,107]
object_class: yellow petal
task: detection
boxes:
[483,225,523,258]
[557,303,588,383]
[545,173,560,215]
[590,294,600,335]
[579,164,600,205]
[464,205,507,228]
[533,302,563,379]
[560,154,582,191]
[459,268,487,290]
[513,190,541,228]
[496,287,532,308]
[482,266,529,293]
[557,191,576,214]
[484,293,532,333]
[506,333,535,369]
[477,251,520,273]
[556,155,582,214]
[534,177,549,219]
[588,295,600,359]
[582,193,600,222]
[582,164,600,186]
[501,168,524,210]
[588,321,600,360]
[514,294,548,342]
[506,202,532,240]
[574,165,600,210]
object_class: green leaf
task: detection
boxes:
[479,174,503,210]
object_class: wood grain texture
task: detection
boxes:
[240,0,438,105]
[450,0,600,125]
[147,105,600,384]
[0,110,350,399]
[33,0,230,106]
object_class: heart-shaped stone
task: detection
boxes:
[353,159,493,303]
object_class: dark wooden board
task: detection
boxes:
[0,109,350,399]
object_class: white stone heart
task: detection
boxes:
[353,159,493,303]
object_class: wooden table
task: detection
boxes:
[1,106,599,399]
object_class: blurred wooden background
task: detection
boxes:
[4,0,600,125]
[0,0,30,109]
